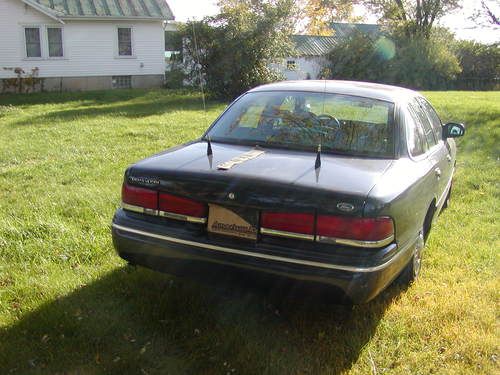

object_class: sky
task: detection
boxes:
[167,0,500,44]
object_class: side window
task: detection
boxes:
[419,98,443,142]
[24,27,41,58]
[409,101,437,148]
[47,27,63,57]
[117,27,132,56]
[406,110,428,157]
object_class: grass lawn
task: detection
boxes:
[0,89,498,374]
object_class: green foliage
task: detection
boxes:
[325,28,461,89]
[389,30,462,89]
[325,30,389,82]
[454,40,500,89]
[179,0,296,100]
[164,66,186,89]
[364,0,461,38]
[299,0,359,35]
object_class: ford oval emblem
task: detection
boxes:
[228,192,236,200]
[337,202,355,212]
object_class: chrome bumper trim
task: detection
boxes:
[260,225,394,248]
[122,203,158,216]
[260,227,314,241]
[316,235,395,248]
[122,203,207,224]
[158,210,207,224]
[112,223,405,273]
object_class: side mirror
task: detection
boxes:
[443,122,465,139]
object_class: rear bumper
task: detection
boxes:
[112,209,415,303]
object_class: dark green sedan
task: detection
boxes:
[112,80,465,303]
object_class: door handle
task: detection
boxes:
[446,154,452,162]
[435,167,441,178]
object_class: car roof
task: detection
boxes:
[248,80,419,103]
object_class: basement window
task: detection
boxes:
[112,76,132,89]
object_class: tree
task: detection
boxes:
[364,0,462,38]
[471,0,500,26]
[322,27,461,89]
[389,28,461,88]
[299,0,359,35]
[180,0,297,99]
[323,30,390,81]
[454,40,499,89]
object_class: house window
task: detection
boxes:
[25,27,41,58]
[112,76,132,89]
[118,27,132,56]
[286,60,297,70]
[47,27,63,57]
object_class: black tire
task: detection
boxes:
[396,230,425,286]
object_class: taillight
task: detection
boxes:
[260,211,394,247]
[121,183,206,223]
[159,193,207,219]
[122,183,158,210]
[316,216,394,244]
[260,212,315,240]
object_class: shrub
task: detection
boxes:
[454,40,499,90]
[323,27,461,90]
[179,0,296,100]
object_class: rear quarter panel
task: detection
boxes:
[364,157,436,248]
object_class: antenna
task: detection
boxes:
[207,136,213,156]
[315,143,321,169]
[191,20,207,119]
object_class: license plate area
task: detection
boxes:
[207,204,258,240]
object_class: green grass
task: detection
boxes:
[0,89,498,374]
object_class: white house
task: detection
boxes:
[0,0,174,92]
[275,24,381,80]
[274,35,337,80]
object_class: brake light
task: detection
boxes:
[316,216,394,242]
[159,193,207,218]
[122,183,158,210]
[121,183,206,222]
[260,212,315,237]
[260,211,394,247]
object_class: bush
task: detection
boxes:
[179,0,296,100]
[454,41,499,90]
[324,27,462,90]
[389,31,462,89]
[325,30,390,82]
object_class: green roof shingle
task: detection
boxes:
[292,35,338,56]
[27,0,174,19]
[292,24,381,57]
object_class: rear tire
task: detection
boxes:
[396,230,425,286]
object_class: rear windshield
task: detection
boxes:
[206,91,395,158]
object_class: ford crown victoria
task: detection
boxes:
[112,80,465,303]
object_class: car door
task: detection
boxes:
[417,97,455,206]
[418,98,455,201]
[407,100,447,207]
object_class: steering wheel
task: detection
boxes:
[316,114,341,129]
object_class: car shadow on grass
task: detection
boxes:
[0,266,403,375]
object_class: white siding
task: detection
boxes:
[271,56,328,81]
[0,0,165,78]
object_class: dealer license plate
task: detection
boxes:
[207,204,258,240]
